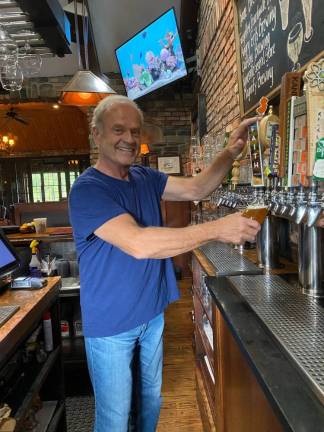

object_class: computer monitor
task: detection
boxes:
[0,229,20,291]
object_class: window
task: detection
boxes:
[0,156,89,209]
[69,171,79,187]
[32,173,42,202]
[30,158,85,203]
[44,172,60,201]
[60,172,67,198]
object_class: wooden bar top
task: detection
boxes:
[241,249,298,275]
[0,277,61,368]
[193,249,216,276]
[7,227,73,244]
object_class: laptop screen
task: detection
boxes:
[0,231,20,279]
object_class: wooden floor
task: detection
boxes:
[157,278,204,432]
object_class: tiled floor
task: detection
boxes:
[66,396,94,431]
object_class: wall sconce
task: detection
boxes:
[140,143,150,155]
[140,143,150,166]
[0,132,17,152]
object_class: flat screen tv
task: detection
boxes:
[115,8,187,100]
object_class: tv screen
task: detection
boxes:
[115,8,187,100]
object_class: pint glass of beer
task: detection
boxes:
[242,205,268,224]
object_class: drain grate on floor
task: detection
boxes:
[66,395,94,432]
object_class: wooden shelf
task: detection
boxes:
[196,325,214,375]
[14,347,60,430]
[46,401,66,432]
[196,356,216,426]
[34,400,57,432]
[0,278,66,431]
[193,284,213,326]
[196,362,217,432]
[0,277,60,368]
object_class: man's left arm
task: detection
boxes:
[162,117,259,202]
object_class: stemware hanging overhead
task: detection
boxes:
[19,41,42,76]
[0,41,18,67]
[0,62,23,91]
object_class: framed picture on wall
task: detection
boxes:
[157,156,181,175]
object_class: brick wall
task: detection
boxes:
[197,0,241,135]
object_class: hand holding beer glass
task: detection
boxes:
[242,204,268,225]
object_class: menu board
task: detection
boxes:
[234,0,324,114]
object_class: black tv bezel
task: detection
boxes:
[115,6,188,100]
[0,229,20,279]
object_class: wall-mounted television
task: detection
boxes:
[115,8,187,100]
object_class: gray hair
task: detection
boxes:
[91,95,144,132]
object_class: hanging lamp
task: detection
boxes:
[60,0,115,106]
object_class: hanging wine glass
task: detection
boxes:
[0,62,23,91]
[19,41,42,76]
[0,44,8,67]
[3,40,18,58]
[0,24,17,67]
[0,40,18,68]
[0,24,10,43]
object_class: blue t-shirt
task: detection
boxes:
[68,165,179,337]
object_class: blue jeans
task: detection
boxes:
[85,313,164,432]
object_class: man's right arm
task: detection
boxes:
[94,212,260,259]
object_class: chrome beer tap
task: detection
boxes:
[269,185,279,213]
[305,181,322,227]
[255,185,280,271]
[298,181,324,298]
[281,187,295,218]
[294,186,308,225]
[276,187,287,216]
[269,177,282,215]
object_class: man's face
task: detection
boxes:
[94,104,141,169]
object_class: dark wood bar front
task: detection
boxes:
[192,246,324,432]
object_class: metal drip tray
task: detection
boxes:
[229,274,324,403]
[199,242,262,276]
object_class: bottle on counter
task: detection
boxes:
[29,240,42,278]
[43,311,54,352]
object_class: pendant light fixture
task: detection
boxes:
[60,0,115,106]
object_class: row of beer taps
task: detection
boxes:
[210,180,324,227]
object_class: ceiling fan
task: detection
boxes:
[4,108,29,125]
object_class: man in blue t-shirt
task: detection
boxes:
[69,95,260,432]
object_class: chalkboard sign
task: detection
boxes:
[234,0,324,115]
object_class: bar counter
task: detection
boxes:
[7,227,73,244]
[193,243,324,432]
[0,276,61,367]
